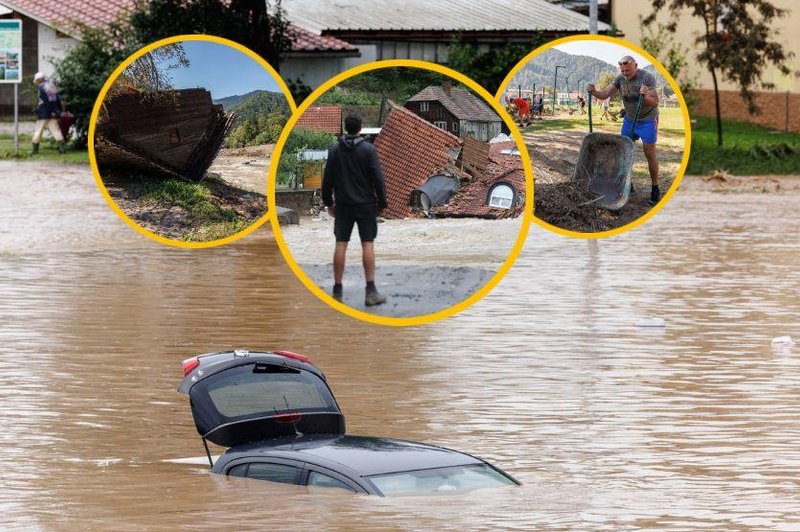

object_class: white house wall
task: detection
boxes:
[37,23,78,78]
[282,45,376,90]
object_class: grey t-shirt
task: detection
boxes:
[613,69,658,121]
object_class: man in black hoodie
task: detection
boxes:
[322,114,388,306]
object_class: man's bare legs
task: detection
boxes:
[362,241,376,283]
[333,241,348,285]
[642,142,660,205]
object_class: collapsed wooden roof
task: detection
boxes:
[94,88,234,181]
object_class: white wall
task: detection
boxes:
[37,23,78,78]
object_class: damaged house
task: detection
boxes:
[374,103,525,220]
[405,83,502,142]
[94,88,234,182]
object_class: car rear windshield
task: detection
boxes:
[205,365,337,417]
[368,464,516,496]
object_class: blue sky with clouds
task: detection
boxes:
[157,40,282,99]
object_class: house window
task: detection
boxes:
[488,184,515,209]
[434,121,447,130]
[451,122,458,132]
[420,102,429,112]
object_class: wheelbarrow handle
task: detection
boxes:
[628,93,644,140]
[588,91,592,133]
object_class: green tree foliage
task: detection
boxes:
[114,43,188,96]
[447,35,546,94]
[128,0,291,71]
[53,24,138,146]
[645,0,796,146]
[332,68,450,104]
[276,129,337,186]
[53,0,294,146]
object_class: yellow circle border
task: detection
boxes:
[496,34,692,240]
[267,59,535,327]
[88,34,298,249]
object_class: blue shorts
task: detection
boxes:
[621,115,658,144]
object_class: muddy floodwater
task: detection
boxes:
[2,162,800,529]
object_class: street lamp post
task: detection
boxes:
[553,65,565,114]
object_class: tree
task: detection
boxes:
[128,0,291,72]
[53,24,138,145]
[448,35,547,94]
[113,44,188,96]
[645,0,795,146]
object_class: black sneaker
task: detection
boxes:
[648,186,660,206]
[332,284,343,302]
[629,180,634,195]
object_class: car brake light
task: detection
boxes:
[274,413,303,424]
[274,350,312,364]
[182,356,200,376]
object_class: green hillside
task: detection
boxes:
[509,48,668,96]
[215,90,291,148]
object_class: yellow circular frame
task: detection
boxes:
[268,59,534,327]
[496,34,692,239]
[88,34,297,249]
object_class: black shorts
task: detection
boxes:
[334,203,378,243]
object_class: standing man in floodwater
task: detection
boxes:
[31,72,66,155]
[322,114,388,307]
[587,55,661,205]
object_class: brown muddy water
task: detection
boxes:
[2,162,800,530]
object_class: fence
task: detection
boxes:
[692,89,800,133]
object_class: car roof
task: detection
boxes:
[221,434,483,477]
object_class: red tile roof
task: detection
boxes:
[0,0,356,53]
[295,105,342,134]
[288,24,357,53]
[434,142,526,219]
[374,105,462,219]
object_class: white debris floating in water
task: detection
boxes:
[771,336,795,346]
[635,317,666,327]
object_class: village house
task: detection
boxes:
[405,83,502,142]
[0,0,360,113]
[0,0,609,113]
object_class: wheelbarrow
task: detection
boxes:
[572,92,643,210]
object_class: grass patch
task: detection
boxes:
[0,133,88,164]
[523,106,685,134]
[687,117,800,175]
[123,175,248,241]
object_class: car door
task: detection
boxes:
[225,458,305,486]
[303,465,368,494]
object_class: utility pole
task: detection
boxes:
[589,0,598,34]
[553,65,565,114]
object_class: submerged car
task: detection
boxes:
[178,349,519,496]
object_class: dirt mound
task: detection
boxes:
[534,178,615,232]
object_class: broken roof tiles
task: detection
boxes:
[434,141,526,219]
[407,85,500,123]
[295,106,342,134]
[374,105,461,219]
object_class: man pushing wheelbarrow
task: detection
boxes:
[587,55,661,206]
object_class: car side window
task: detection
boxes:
[227,464,247,477]
[307,471,356,493]
[246,463,302,485]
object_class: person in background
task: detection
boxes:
[31,72,66,155]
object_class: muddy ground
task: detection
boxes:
[101,144,272,241]
[526,129,680,233]
[206,144,274,194]
[280,216,524,318]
